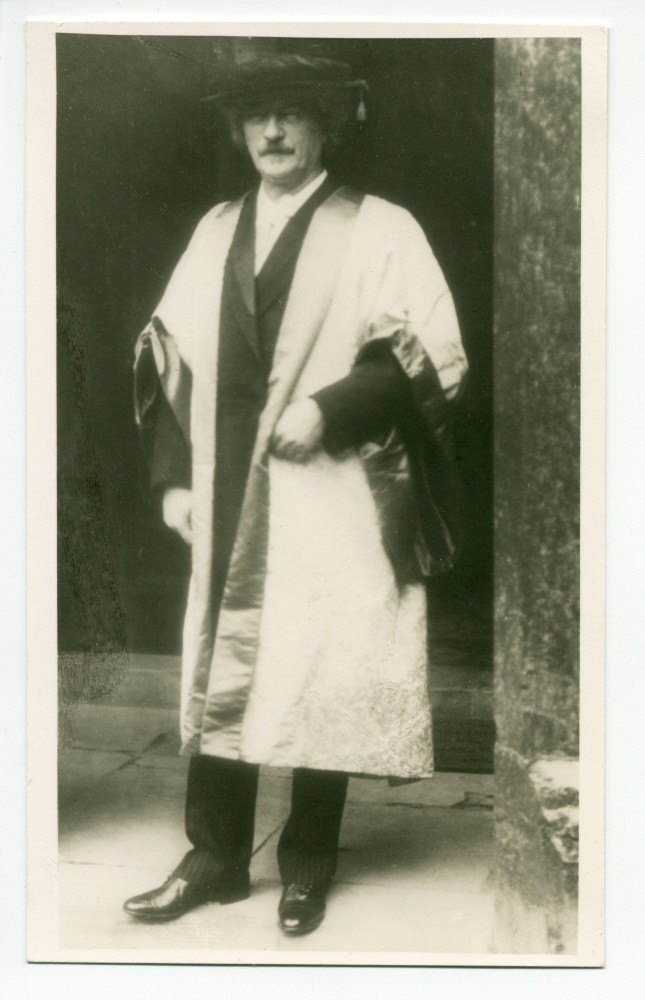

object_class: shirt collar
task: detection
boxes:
[256,169,328,223]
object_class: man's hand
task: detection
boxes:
[270,398,325,463]
[162,487,193,544]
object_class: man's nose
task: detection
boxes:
[263,115,285,140]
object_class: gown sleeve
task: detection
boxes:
[311,341,415,455]
[148,390,192,493]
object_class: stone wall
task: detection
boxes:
[492,37,581,954]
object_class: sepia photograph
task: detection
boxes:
[25,20,605,966]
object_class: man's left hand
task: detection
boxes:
[270,398,325,463]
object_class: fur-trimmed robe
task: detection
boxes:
[135,184,467,779]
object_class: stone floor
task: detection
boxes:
[58,659,496,960]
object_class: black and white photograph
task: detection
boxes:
[25,20,605,966]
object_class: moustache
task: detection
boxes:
[259,146,295,156]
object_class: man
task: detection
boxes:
[125,49,467,936]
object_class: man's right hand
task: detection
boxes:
[162,487,193,545]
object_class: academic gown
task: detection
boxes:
[135,181,467,779]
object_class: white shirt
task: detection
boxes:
[254,170,328,274]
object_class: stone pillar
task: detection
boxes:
[492,38,581,954]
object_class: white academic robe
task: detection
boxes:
[134,186,467,778]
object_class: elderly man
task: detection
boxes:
[125,51,467,936]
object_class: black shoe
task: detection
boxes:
[278,883,328,936]
[123,872,250,922]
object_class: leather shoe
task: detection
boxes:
[123,872,250,922]
[278,883,327,936]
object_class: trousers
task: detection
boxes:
[173,755,349,888]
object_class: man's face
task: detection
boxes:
[242,106,325,192]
